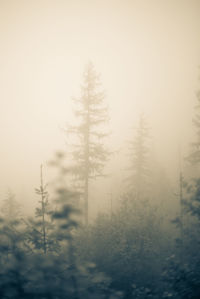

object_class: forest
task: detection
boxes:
[0,61,200,299]
[1,1,200,298]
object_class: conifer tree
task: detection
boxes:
[0,191,26,255]
[26,165,55,254]
[169,86,200,299]
[187,90,200,166]
[185,88,200,217]
[48,151,118,299]
[1,190,21,222]
[126,114,150,201]
[0,155,119,299]
[35,165,48,254]
[69,62,109,225]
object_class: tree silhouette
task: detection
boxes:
[126,115,150,200]
[68,62,109,224]
[26,165,56,254]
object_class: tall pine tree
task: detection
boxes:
[69,62,109,225]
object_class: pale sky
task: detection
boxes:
[0,0,200,212]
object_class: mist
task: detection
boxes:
[0,0,199,204]
[0,1,200,298]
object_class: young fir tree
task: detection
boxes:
[69,62,109,225]
[126,114,150,201]
[0,155,120,299]
[26,165,54,254]
[35,165,49,254]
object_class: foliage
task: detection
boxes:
[75,197,173,298]
[0,156,123,299]
[164,87,200,299]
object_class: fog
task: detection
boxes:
[0,0,200,213]
[1,1,200,298]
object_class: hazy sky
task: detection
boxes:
[0,0,200,210]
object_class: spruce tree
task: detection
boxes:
[126,114,150,201]
[69,62,109,225]
[26,165,55,254]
